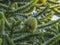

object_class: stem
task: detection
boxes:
[0,12,5,45]
[0,12,5,35]
[1,18,5,35]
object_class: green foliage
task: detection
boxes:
[0,0,60,45]
[0,38,2,45]
[24,16,37,33]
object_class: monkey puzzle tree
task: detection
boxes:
[0,0,60,45]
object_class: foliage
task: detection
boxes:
[0,0,60,45]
